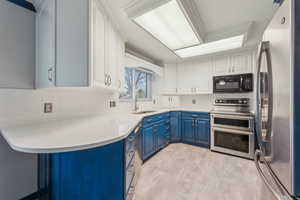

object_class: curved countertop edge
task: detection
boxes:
[1,108,210,154]
[2,131,132,154]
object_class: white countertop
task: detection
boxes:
[0,108,210,154]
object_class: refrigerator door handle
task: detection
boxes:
[255,150,294,200]
[256,41,273,149]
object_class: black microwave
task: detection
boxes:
[213,73,253,93]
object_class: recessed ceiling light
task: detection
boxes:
[133,0,200,50]
[175,35,245,58]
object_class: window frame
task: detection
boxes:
[119,67,153,102]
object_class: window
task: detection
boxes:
[120,68,152,100]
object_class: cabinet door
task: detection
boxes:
[142,126,156,160]
[56,0,89,86]
[91,0,106,87]
[50,141,124,200]
[170,113,181,142]
[181,119,194,143]
[213,56,231,75]
[106,20,117,88]
[195,119,210,147]
[163,64,177,94]
[156,123,165,150]
[231,53,253,74]
[36,0,56,88]
[116,35,125,90]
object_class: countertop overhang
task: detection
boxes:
[1,108,210,154]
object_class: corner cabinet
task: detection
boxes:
[36,0,125,90]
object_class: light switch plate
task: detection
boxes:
[44,103,53,113]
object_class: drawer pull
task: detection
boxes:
[192,115,198,118]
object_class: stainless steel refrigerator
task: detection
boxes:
[255,0,300,199]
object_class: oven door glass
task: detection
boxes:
[214,130,249,153]
[214,117,250,129]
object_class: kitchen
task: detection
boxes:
[0,0,298,200]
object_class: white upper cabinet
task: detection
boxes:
[90,0,106,88]
[230,53,253,74]
[36,0,125,91]
[213,51,254,76]
[162,64,178,94]
[36,0,56,88]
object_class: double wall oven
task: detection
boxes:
[211,98,255,159]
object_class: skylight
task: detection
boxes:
[133,0,200,50]
[175,35,245,58]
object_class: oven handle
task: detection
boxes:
[212,114,253,120]
[212,127,253,136]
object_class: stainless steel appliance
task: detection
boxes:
[254,0,300,199]
[211,98,255,159]
[213,73,253,93]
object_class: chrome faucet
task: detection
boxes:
[133,94,139,112]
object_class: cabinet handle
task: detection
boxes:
[104,74,108,86]
[192,115,198,118]
[108,75,112,86]
[48,67,54,82]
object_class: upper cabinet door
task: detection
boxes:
[213,56,231,76]
[56,0,89,87]
[90,0,106,87]
[106,20,117,88]
[230,53,253,74]
[163,64,177,94]
[36,0,56,88]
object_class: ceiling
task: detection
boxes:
[101,0,278,64]
[29,0,279,64]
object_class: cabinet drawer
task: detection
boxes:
[143,113,170,126]
[181,112,210,120]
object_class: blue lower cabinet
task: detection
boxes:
[182,119,194,143]
[195,119,210,147]
[170,112,181,142]
[142,113,171,161]
[142,126,156,160]
[181,112,211,147]
[50,141,125,200]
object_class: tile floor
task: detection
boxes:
[134,143,273,200]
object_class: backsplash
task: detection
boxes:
[0,88,114,127]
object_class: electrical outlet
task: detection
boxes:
[44,103,53,113]
[192,99,196,104]
[109,101,116,108]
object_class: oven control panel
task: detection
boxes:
[214,98,250,106]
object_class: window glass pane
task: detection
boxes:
[119,68,134,99]
[119,68,152,100]
[135,70,147,99]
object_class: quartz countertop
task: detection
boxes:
[0,108,210,154]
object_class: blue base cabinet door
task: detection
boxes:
[50,141,125,200]
[142,126,156,160]
[182,119,194,143]
[195,119,210,147]
[170,112,181,142]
